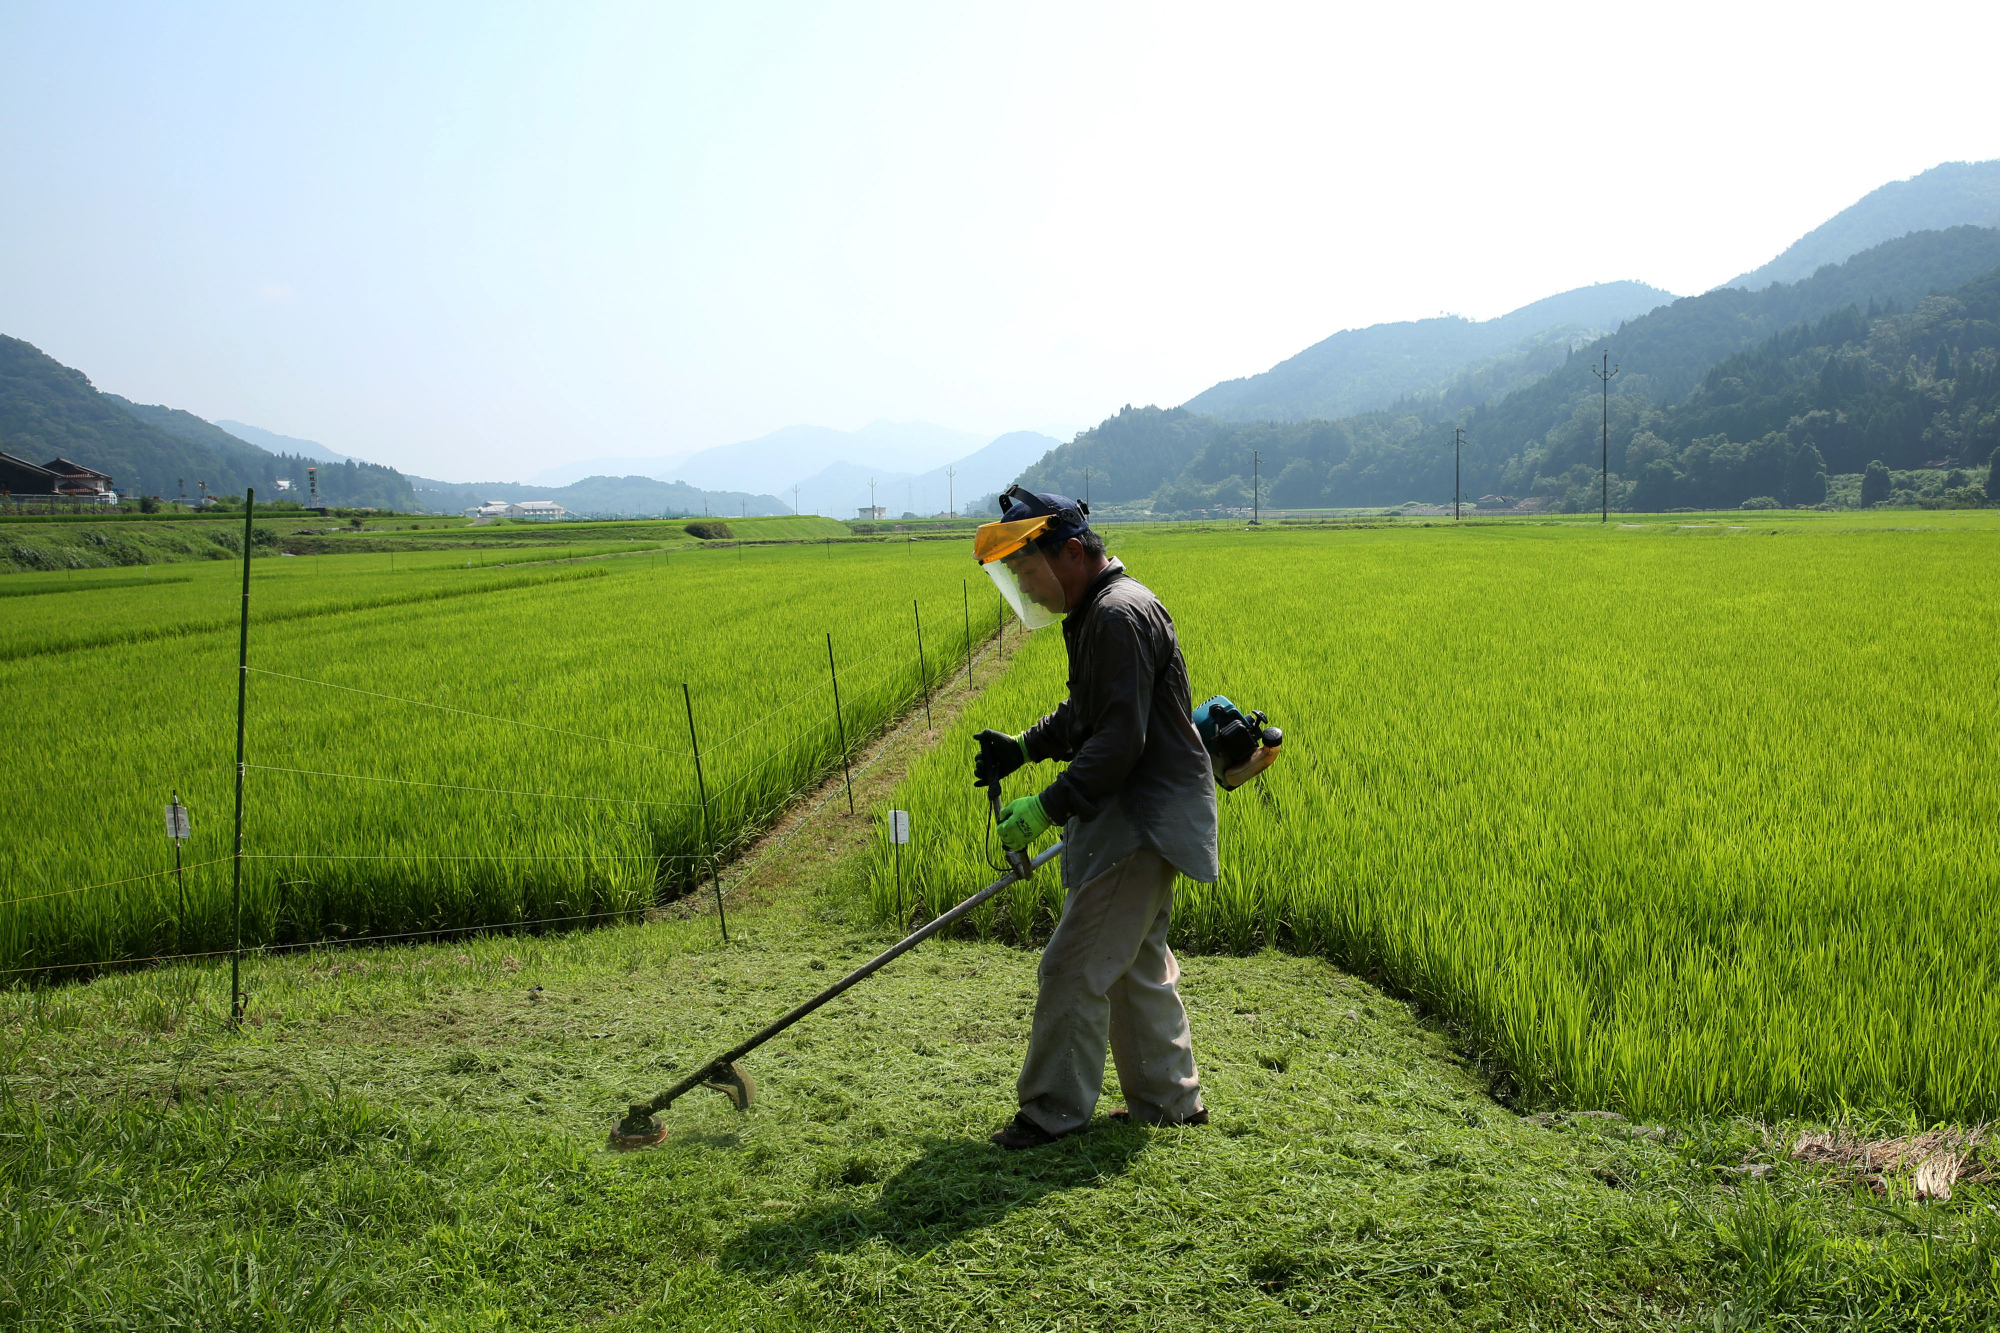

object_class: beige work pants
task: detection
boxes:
[1016,848,1204,1135]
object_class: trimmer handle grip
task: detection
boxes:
[988,785,1036,882]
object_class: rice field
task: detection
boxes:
[0,534,1006,977]
[868,517,2000,1121]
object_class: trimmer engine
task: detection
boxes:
[1193,695,1283,783]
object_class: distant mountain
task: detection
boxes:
[1726,160,2000,291]
[0,335,412,507]
[669,420,988,494]
[215,420,353,465]
[529,451,695,488]
[1021,225,2000,513]
[1182,281,1676,424]
[787,430,1062,517]
[406,474,789,518]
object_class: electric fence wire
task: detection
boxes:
[244,764,702,809]
[0,763,230,798]
[245,852,706,862]
[0,905,652,980]
[2,858,234,910]
[2,578,1010,977]
[679,622,1011,912]
[698,625,921,752]
[698,643,934,804]
[246,667,696,759]
[1,664,229,697]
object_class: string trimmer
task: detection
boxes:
[609,833,1060,1150]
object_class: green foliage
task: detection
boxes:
[1017,405,1224,505]
[1026,229,2000,514]
[1863,460,1893,505]
[684,519,733,539]
[872,524,2000,1121]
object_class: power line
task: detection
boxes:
[1592,352,1620,523]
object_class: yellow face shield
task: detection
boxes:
[974,515,1066,629]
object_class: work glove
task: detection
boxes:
[995,794,1053,851]
[972,729,1030,788]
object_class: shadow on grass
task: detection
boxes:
[722,1124,1149,1275]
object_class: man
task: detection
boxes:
[972,486,1264,1150]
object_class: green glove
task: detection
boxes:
[996,793,1053,851]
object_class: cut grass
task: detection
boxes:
[3,809,1995,1329]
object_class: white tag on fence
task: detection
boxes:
[165,801,191,841]
[888,810,911,845]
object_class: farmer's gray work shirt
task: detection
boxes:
[1022,560,1219,888]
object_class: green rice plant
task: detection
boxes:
[868,520,2000,1120]
[0,539,1008,976]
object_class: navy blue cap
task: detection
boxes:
[999,485,1091,544]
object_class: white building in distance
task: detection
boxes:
[468,500,568,520]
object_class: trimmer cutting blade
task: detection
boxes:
[607,1060,755,1150]
[607,842,1062,1150]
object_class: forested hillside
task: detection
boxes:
[1182,281,1672,424]
[1019,226,2000,513]
[1727,159,2000,291]
[1619,270,2000,509]
[0,335,413,508]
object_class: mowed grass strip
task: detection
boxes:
[4,887,1995,1329]
[870,520,2000,1121]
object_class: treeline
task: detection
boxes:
[1018,227,2000,513]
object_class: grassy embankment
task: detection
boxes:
[0,512,853,573]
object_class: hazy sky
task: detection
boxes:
[3,1,1996,479]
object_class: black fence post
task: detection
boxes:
[229,489,254,1026]
[171,788,187,945]
[913,600,932,730]
[826,633,854,814]
[681,682,727,943]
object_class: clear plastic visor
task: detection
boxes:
[983,546,1065,629]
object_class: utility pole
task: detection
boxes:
[946,467,956,519]
[1592,351,1619,523]
[1083,466,1091,509]
[1453,427,1466,521]
[1251,450,1260,525]
[792,484,800,516]
[869,477,876,517]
